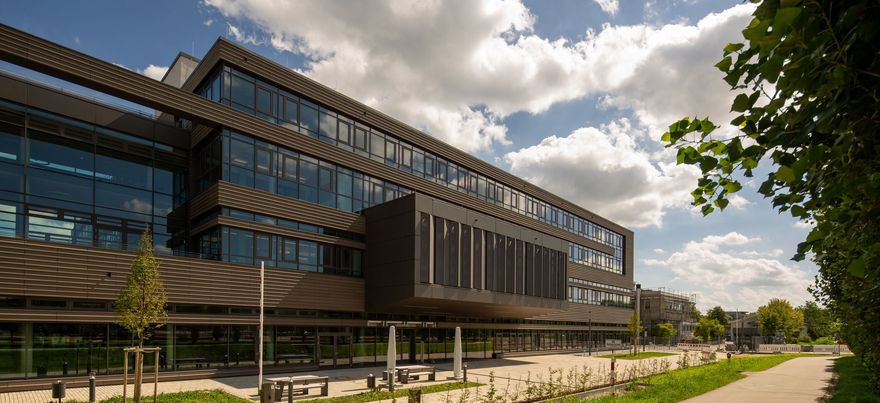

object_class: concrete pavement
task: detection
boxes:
[0,349,686,403]
[684,356,837,403]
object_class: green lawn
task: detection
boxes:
[568,354,815,402]
[70,389,249,403]
[824,355,880,402]
[597,352,676,360]
[299,381,482,403]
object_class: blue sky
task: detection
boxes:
[0,0,817,312]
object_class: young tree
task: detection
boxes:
[661,0,879,389]
[695,318,725,343]
[115,229,167,402]
[654,323,677,345]
[757,299,804,343]
[798,301,839,340]
[628,312,643,355]
[706,306,731,326]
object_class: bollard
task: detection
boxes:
[51,380,66,403]
[727,352,732,362]
[62,361,69,376]
[367,373,376,389]
[260,381,277,403]
[462,362,468,383]
[89,373,96,403]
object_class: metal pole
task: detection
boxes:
[122,350,128,402]
[635,284,641,355]
[258,261,265,391]
[153,350,159,403]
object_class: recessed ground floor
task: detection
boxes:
[0,322,630,381]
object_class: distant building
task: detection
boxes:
[727,312,762,348]
[638,288,696,344]
[724,311,748,321]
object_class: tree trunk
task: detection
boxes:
[134,351,143,403]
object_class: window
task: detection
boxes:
[337,121,351,145]
[256,148,273,174]
[282,238,297,262]
[27,168,93,206]
[256,233,271,259]
[28,132,94,177]
[319,111,337,142]
[228,228,254,263]
[0,122,24,162]
[281,155,297,179]
[298,240,318,271]
[230,138,254,168]
[354,127,368,151]
[230,74,255,110]
[300,102,319,135]
[282,96,298,125]
[256,87,274,115]
[95,181,153,215]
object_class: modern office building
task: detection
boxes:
[0,24,634,383]
[639,288,696,344]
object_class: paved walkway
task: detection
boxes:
[684,356,837,403]
[0,349,685,403]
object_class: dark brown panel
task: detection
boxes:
[568,262,635,290]
[0,238,364,312]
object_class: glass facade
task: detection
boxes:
[195,129,412,213]
[567,277,633,308]
[0,100,187,254]
[194,225,363,277]
[0,319,628,379]
[197,65,625,275]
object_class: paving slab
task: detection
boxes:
[683,356,837,403]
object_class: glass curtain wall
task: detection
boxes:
[197,65,625,275]
[0,100,187,254]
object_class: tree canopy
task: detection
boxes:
[661,0,879,390]
[757,299,804,343]
[694,317,725,342]
[654,323,678,345]
[706,306,731,326]
[798,301,840,340]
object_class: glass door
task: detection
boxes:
[318,334,352,368]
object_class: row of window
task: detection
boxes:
[195,226,363,277]
[420,213,568,300]
[0,101,187,202]
[197,66,625,262]
[195,130,412,213]
[0,102,188,252]
[215,207,364,242]
[568,241,623,274]
[568,286,633,308]
[567,277,632,294]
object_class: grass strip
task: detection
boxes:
[300,381,482,403]
[72,389,251,403]
[596,352,677,360]
[823,355,880,402]
[570,354,815,402]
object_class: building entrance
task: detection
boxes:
[318,333,352,368]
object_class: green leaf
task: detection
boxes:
[742,157,758,169]
[773,7,801,33]
[714,198,730,210]
[775,165,796,183]
[700,156,718,172]
[791,205,807,218]
[847,256,866,278]
[723,181,742,193]
[723,43,745,54]
[661,131,671,142]
[732,93,750,112]
[701,204,715,216]
[715,56,732,72]
[699,118,717,134]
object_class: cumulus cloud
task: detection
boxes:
[643,232,813,311]
[505,119,699,227]
[203,0,754,154]
[594,0,619,16]
[139,65,169,81]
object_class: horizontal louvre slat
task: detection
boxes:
[0,237,364,312]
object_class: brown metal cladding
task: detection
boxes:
[568,262,634,289]
[530,303,632,324]
[0,24,626,255]
[0,237,364,312]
